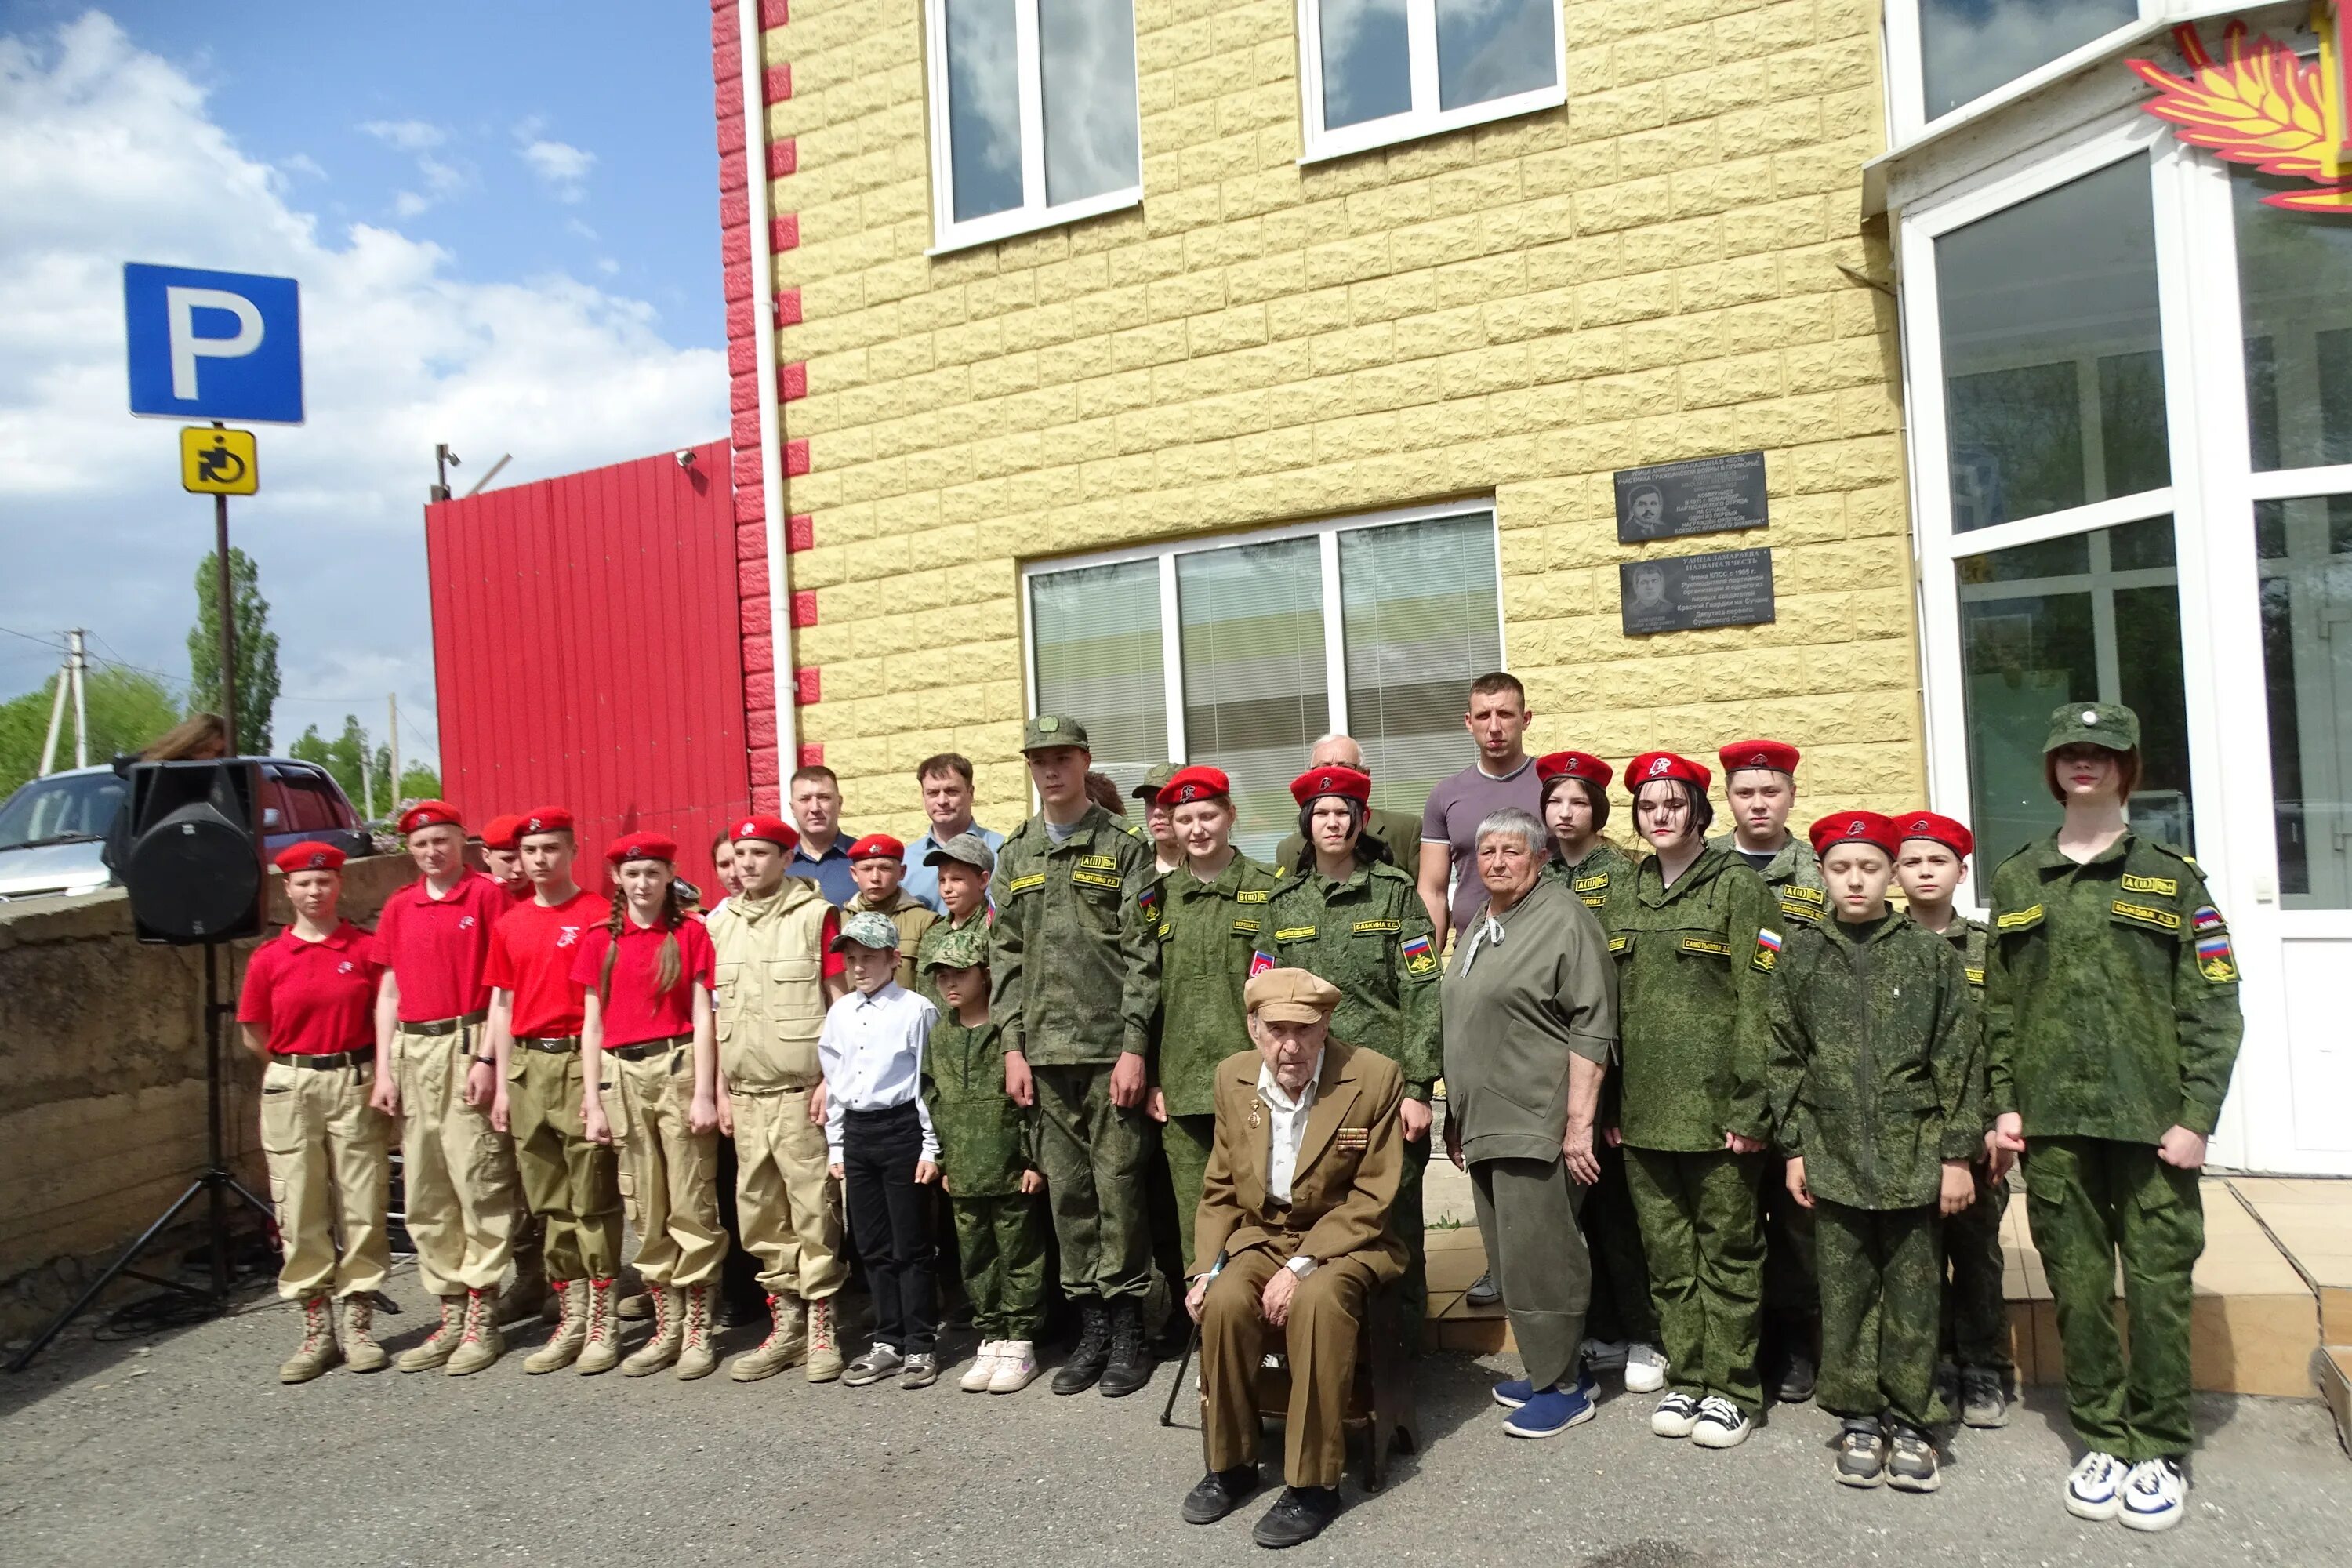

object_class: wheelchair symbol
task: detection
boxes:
[197,437,246,485]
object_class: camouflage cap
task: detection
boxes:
[923,830,996,877]
[2043,701,2140,754]
[1130,761,1178,800]
[829,909,902,952]
[921,926,989,971]
[1022,713,1091,753]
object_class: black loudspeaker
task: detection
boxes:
[122,759,266,944]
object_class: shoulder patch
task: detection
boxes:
[2120,873,2178,898]
[1156,921,1171,939]
[1249,950,1276,978]
[1352,918,1401,935]
[1607,934,1630,955]
[2194,930,2238,982]
[1006,873,1047,896]
[1400,933,1436,974]
[1995,904,2044,931]
[2111,899,2183,933]
[1751,927,1784,972]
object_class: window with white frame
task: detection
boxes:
[1297,0,1565,163]
[1887,0,2147,142]
[924,0,1142,252]
[1027,505,1503,861]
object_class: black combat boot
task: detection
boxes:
[1098,1298,1156,1398]
[1051,1298,1111,1395]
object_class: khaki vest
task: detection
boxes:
[707,882,833,1089]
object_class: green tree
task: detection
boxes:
[289,715,400,816]
[0,667,183,797]
[396,764,441,803]
[187,546,280,755]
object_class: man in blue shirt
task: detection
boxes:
[788,765,858,906]
[901,753,1004,915]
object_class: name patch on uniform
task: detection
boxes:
[1249,950,1276,978]
[1352,919,1400,935]
[2195,931,2238,982]
[1078,854,1120,870]
[1581,895,1607,909]
[1965,967,1986,986]
[1996,905,2044,931]
[1751,927,1783,972]
[1573,873,1611,893]
[2111,899,2182,932]
[1780,886,1825,906]
[1401,934,1436,974]
[1006,873,1047,896]
[1071,869,1123,891]
[1274,925,1317,942]
[1682,935,1733,957]
[1236,889,1270,904]
[2122,873,2178,897]
[1607,934,1630,955]
[1232,918,1261,936]
[1334,1127,1370,1152]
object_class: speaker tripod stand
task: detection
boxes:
[8,942,276,1372]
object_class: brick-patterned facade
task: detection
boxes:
[725,0,1922,841]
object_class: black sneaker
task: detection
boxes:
[1051,1300,1111,1396]
[1959,1366,2009,1428]
[1773,1350,1817,1404]
[1181,1465,1260,1525]
[1887,1426,1940,1492]
[1835,1418,1888,1488]
[1251,1486,1341,1548]
[1098,1298,1156,1398]
[1465,1270,1501,1308]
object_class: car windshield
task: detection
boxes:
[0,772,125,850]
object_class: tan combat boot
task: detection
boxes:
[675,1283,717,1381]
[622,1285,684,1377]
[575,1276,622,1374]
[523,1279,586,1374]
[446,1286,505,1375]
[279,1294,341,1384]
[805,1294,844,1383]
[728,1293,805,1382]
[339,1294,388,1373]
[396,1295,464,1372]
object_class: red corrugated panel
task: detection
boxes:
[425,441,748,904]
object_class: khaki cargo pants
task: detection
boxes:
[394,1018,519,1295]
[730,1083,844,1301]
[260,1054,392,1299]
[600,1040,727,1289]
[507,1043,622,1283]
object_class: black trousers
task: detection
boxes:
[841,1102,935,1355]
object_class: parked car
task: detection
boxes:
[0,759,372,904]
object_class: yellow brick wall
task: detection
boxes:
[758,0,1924,841]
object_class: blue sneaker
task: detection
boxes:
[1491,1377,1535,1410]
[1503,1374,1598,1438]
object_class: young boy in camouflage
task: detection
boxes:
[1766,811,1982,1493]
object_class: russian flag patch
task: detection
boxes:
[1249,949,1276,978]
[2194,931,2237,982]
[1753,927,1783,972]
[1401,933,1436,975]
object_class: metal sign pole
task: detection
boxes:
[212,420,238,750]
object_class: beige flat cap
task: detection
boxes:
[1245,967,1341,1023]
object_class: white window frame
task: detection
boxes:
[1018,498,1508,764]
[921,0,1145,256]
[1294,0,1568,165]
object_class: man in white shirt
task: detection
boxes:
[1180,968,1407,1550]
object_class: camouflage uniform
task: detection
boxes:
[1152,853,1280,1272]
[1602,843,1776,1414]
[1271,805,1425,881]
[844,886,937,994]
[1929,913,2013,1376]
[1258,855,1443,1339]
[1766,909,1983,1432]
[989,798,1161,1306]
[1987,795,2243,1462]
[913,904,989,1009]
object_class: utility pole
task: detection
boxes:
[360,724,375,821]
[68,630,87,768]
[38,642,67,777]
[387,692,402,811]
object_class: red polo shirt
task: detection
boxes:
[570,917,718,1047]
[238,921,384,1056]
[483,890,604,1039]
[376,873,510,1023]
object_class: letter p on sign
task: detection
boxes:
[125,263,304,424]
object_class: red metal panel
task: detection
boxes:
[425,441,748,904]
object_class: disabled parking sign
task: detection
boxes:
[124,263,304,423]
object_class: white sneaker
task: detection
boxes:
[1580,1337,1628,1371]
[1651,1392,1700,1438]
[1690,1396,1753,1449]
[2119,1457,2186,1533]
[1623,1342,1668,1394]
[2065,1450,2129,1521]
[960,1340,1000,1392]
[987,1340,1040,1394]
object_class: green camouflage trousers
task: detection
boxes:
[1940,1163,2013,1373]
[1162,1112,1215,1276]
[1033,1065,1156,1304]
[1815,1199,1949,1432]
[951,1191,1048,1341]
[1625,1146,1765,1414]
[2024,1136,2205,1461]
[1581,1138,1657,1345]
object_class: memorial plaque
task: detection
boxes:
[1614,450,1769,543]
[1619,547,1777,636]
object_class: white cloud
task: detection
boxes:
[281,151,325,180]
[0,13,724,756]
[359,117,443,152]
[520,136,594,201]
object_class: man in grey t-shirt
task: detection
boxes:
[1417,672,1544,936]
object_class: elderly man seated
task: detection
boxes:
[1180,967,1407,1550]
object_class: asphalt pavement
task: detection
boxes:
[2,1266,2347,1568]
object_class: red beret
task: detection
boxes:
[846,833,906,862]
[730,814,799,851]
[1719,739,1801,777]
[1536,752,1614,790]
[397,800,463,836]
[1627,751,1711,793]
[274,841,345,874]
[518,808,574,837]
[1289,765,1372,808]
[1158,765,1231,809]
[1896,810,1973,860]
[1809,810,1899,859]
[481,814,523,852]
[605,832,678,866]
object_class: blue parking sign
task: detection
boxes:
[124,263,304,424]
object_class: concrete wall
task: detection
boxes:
[0,855,412,1339]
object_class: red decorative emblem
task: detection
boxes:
[2131,24,2352,212]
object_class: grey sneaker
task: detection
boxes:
[1887,1428,1941,1493]
[1959,1366,2009,1428]
[842,1342,904,1388]
[899,1351,939,1389]
[1835,1418,1887,1487]
[1465,1270,1501,1308]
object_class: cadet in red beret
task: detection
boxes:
[1807,809,1898,867]
[398,800,463,837]
[240,840,390,1382]
[844,831,935,992]
[731,814,800,852]
[480,815,530,901]
[1290,764,1372,808]
[1537,753,1632,902]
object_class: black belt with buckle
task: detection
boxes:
[517,1036,581,1053]
[610,1034,692,1062]
[274,1048,371,1070]
[403,1011,488,1036]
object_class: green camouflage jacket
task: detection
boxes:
[921,1014,1035,1197]
[1765,910,1984,1210]
[1546,839,1638,914]
[1152,853,1281,1117]
[1985,832,2243,1142]
[1600,843,1777,1152]
[1257,858,1443,1096]
[988,805,1160,1066]
[1710,829,1826,931]
[913,905,989,1009]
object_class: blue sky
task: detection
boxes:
[0,5,729,765]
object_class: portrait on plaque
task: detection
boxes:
[1619,547,1777,636]
[1613,451,1769,543]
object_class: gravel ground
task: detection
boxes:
[2,1265,2347,1568]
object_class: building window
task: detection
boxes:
[1025,504,1502,861]
[1887,0,2148,143]
[1298,0,1565,163]
[924,0,1142,252]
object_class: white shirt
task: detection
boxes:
[1258,1052,1325,1277]
[818,982,939,1164]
